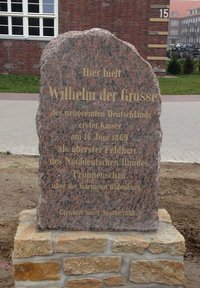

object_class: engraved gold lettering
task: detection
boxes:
[79,122,98,129]
[107,110,151,119]
[100,122,121,129]
[68,183,77,190]
[100,88,117,101]
[71,145,102,154]
[73,170,126,180]
[103,68,121,78]
[105,145,136,155]
[84,133,91,141]
[82,67,101,77]
[49,86,156,103]
[65,110,105,118]
[52,183,65,190]
[49,86,96,101]
[59,209,135,217]
[80,183,108,190]
[50,108,62,117]
[121,159,149,167]
[94,133,128,142]
[71,134,82,141]
[94,133,109,141]
[121,90,157,102]
[58,144,70,153]
[49,158,62,165]
[111,133,128,142]
[69,158,119,167]
[49,86,59,98]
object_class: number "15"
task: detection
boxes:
[160,8,169,19]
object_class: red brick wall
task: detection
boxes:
[0,0,169,75]
[0,40,47,75]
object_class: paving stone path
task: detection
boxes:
[0,94,200,163]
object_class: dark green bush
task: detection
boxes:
[195,58,200,73]
[166,57,182,75]
[182,56,195,74]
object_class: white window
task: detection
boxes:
[171,20,179,26]
[0,0,58,39]
[170,29,179,36]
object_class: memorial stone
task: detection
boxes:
[36,28,162,231]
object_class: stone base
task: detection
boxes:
[13,209,185,288]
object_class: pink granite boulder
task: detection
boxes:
[36,28,162,231]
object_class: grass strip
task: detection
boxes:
[0,74,199,95]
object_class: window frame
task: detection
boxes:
[171,19,179,27]
[170,28,179,36]
[0,0,58,40]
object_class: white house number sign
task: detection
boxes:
[160,8,169,19]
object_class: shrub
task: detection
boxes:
[182,56,195,74]
[166,57,182,75]
[195,58,200,73]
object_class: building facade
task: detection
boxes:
[168,16,181,45]
[168,0,200,47]
[180,8,200,46]
[0,0,169,75]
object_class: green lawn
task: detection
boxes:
[0,74,39,93]
[0,73,199,95]
[159,74,200,95]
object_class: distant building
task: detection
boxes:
[180,8,200,46]
[0,0,169,75]
[168,14,181,45]
[168,0,200,47]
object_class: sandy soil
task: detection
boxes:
[0,154,200,287]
